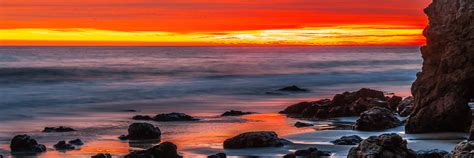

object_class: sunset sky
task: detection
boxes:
[0,0,431,46]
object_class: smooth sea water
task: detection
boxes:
[0,46,427,157]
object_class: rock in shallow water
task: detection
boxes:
[221,110,254,116]
[10,135,47,154]
[91,153,112,158]
[223,131,288,149]
[406,0,474,133]
[284,148,331,158]
[125,142,182,158]
[332,135,363,145]
[278,85,309,92]
[121,123,161,140]
[348,133,416,158]
[353,107,402,131]
[294,121,313,128]
[68,139,84,145]
[54,141,75,150]
[42,126,76,132]
[207,153,226,158]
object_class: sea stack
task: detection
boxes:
[406,0,474,133]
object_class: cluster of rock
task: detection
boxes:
[406,0,474,133]
[280,88,411,119]
[223,131,289,149]
[133,112,199,122]
[283,147,331,158]
[10,135,47,154]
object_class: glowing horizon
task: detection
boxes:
[0,0,431,46]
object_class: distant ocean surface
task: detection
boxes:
[0,46,421,121]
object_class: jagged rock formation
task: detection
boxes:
[406,0,474,133]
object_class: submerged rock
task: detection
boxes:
[54,141,75,150]
[284,148,331,158]
[91,153,112,158]
[278,85,309,92]
[10,135,47,154]
[348,133,416,158]
[121,123,161,140]
[42,126,76,132]
[417,149,449,158]
[221,110,253,116]
[332,135,363,145]
[132,115,153,120]
[353,107,402,131]
[406,0,474,133]
[223,131,287,149]
[68,139,84,145]
[124,142,182,158]
[294,121,313,128]
[446,141,474,158]
[153,113,199,122]
[207,153,226,158]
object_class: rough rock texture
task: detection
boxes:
[280,88,396,119]
[122,123,161,140]
[387,96,403,111]
[10,135,47,154]
[406,0,474,133]
[347,133,416,158]
[283,148,331,158]
[91,153,112,158]
[221,110,253,116]
[124,142,182,158]
[446,141,474,158]
[353,107,402,131]
[417,149,449,158]
[331,135,363,145]
[223,131,287,149]
[398,96,415,117]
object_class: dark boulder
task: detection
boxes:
[406,0,474,133]
[68,139,84,145]
[294,121,313,128]
[446,141,474,158]
[223,131,287,149]
[353,107,402,131]
[91,153,112,158]
[348,133,416,158]
[122,123,161,140]
[124,142,182,158]
[416,149,449,158]
[278,85,309,92]
[331,135,363,145]
[153,113,199,122]
[221,110,253,116]
[207,153,226,158]
[10,135,47,153]
[350,97,389,114]
[397,96,414,117]
[331,88,386,107]
[42,126,76,132]
[387,96,403,111]
[279,99,331,117]
[54,141,75,150]
[284,148,331,158]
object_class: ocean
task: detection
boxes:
[0,46,423,157]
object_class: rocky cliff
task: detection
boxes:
[406,0,474,133]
